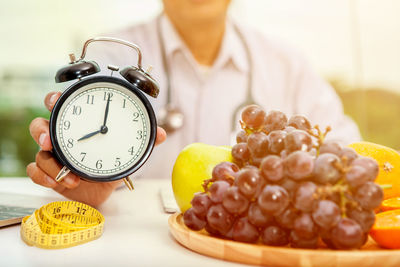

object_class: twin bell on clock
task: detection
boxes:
[50,37,159,190]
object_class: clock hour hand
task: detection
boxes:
[78,129,101,142]
[102,93,111,127]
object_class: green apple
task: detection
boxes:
[172,143,233,212]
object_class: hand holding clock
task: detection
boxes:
[27,91,167,207]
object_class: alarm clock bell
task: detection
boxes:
[55,54,100,83]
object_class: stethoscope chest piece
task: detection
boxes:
[157,105,184,134]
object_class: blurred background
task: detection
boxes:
[0,0,399,176]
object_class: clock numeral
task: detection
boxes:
[80,152,87,162]
[123,99,126,108]
[136,130,143,140]
[128,146,134,156]
[63,120,71,130]
[104,92,113,101]
[133,112,139,122]
[96,160,103,169]
[72,105,82,115]
[86,95,94,105]
[115,157,121,167]
[67,138,74,148]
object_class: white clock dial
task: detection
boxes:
[55,82,151,178]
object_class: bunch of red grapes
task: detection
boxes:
[183,105,383,249]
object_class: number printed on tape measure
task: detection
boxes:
[20,201,104,249]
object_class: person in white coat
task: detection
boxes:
[26,0,361,206]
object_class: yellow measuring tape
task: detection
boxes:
[20,201,104,249]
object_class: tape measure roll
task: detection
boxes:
[20,201,104,249]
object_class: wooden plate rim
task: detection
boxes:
[168,212,400,265]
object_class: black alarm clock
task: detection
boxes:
[50,37,159,190]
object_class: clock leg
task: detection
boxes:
[123,177,134,191]
[55,166,71,182]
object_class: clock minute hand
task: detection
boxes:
[78,129,101,142]
[102,93,111,127]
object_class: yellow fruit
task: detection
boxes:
[172,143,232,212]
[349,141,400,199]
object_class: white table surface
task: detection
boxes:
[0,177,248,267]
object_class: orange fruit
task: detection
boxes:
[349,141,400,199]
[370,209,400,249]
[381,197,400,212]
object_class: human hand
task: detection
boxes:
[27,91,167,207]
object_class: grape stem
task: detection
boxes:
[379,184,393,189]
[317,182,359,217]
[202,178,212,192]
[240,120,268,135]
[308,125,331,156]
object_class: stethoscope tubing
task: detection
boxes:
[156,14,255,133]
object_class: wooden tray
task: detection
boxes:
[168,213,400,267]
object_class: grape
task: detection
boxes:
[279,178,298,198]
[191,192,212,219]
[284,130,312,153]
[294,182,317,212]
[346,206,375,233]
[236,130,248,143]
[222,186,249,215]
[258,185,290,215]
[248,202,274,227]
[235,167,263,199]
[250,156,264,167]
[320,140,342,156]
[209,181,230,203]
[293,213,318,239]
[351,157,379,182]
[319,227,333,245]
[231,143,250,165]
[345,165,369,188]
[312,200,341,230]
[340,147,358,164]
[260,155,284,182]
[283,126,296,134]
[268,130,287,155]
[284,151,314,180]
[290,230,318,249]
[325,191,341,205]
[247,132,269,157]
[212,162,239,182]
[264,110,288,133]
[276,207,300,229]
[205,223,221,236]
[241,105,266,130]
[262,225,289,246]
[223,227,234,239]
[183,208,206,231]
[331,218,364,249]
[232,217,259,243]
[313,153,341,184]
[206,204,234,235]
[288,115,311,131]
[354,181,383,210]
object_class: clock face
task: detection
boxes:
[51,78,155,181]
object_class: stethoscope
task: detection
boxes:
[156,15,256,134]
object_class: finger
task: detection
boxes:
[155,126,166,146]
[26,162,58,188]
[44,91,61,111]
[29,118,52,151]
[36,151,81,189]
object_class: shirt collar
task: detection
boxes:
[159,14,248,73]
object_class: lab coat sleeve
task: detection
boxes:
[292,59,362,145]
